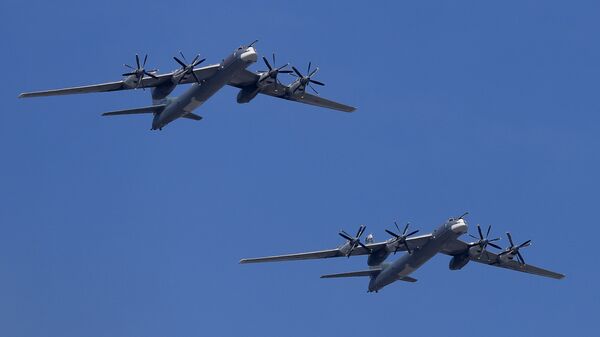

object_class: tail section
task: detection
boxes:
[101,104,166,117]
[320,268,382,279]
[320,267,417,282]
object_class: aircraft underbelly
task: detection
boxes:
[372,234,454,291]
[157,60,250,128]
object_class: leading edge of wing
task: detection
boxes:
[284,91,356,112]
[239,248,343,264]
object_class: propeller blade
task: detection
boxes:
[486,225,492,238]
[144,71,158,79]
[135,54,140,69]
[358,241,371,253]
[489,237,501,242]
[143,54,148,67]
[308,83,319,95]
[248,40,258,47]
[459,212,469,219]
[193,58,206,67]
[477,225,484,240]
[309,79,325,86]
[506,232,515,247]
[262,56,273,71]
[122,72,136,76]
[402,223,409,236]
[308,67,319,78]
[292,66,303,78]
[518,240,531,249]
[179,51,187,63]
[307,62,311,75]
[174,57,187,68]
[385,229,399,238]
[356,225,366,238]
[124,64,135,70]
[192,71,201,84]
[272,53,276,65]
[339,231,353,242]
[488,242,502,250]
[406,230,419,237]
[468,234,479,240]
[279,70,293,74]
[404,241,412,254]
[517,251,526,265]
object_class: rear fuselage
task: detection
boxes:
[151,46,258,130]
[368,218,468,292]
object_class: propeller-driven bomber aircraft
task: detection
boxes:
[240,213,564,292]
[18,41,355,130]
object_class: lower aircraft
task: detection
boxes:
[18,41,355,130]
[240,213,564,292]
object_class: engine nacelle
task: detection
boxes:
[449,254,470,270]
[367,247,390,267]
[237,86,260,104]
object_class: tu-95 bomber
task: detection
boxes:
[240,213,564,293]
[18,41,355,130]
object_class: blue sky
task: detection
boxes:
[1,0,598,336]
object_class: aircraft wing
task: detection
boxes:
[267,89,357,112]
[240,234,433,264]
[240,241,388,264]
[240,248,347,264]
[441,239,565,279]
[18,64,221,98]
[228,70,356,112]
[469,250,565,279]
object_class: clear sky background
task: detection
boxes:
[1,0,598,336]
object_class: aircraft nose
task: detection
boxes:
[240,47,257,62]
[450,219,468,234]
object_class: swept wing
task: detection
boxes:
[228,69,356,112]
[240,234,432,264]
[441,239,565,279]
[19,65,220,98]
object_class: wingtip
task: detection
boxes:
[18,93,26,98]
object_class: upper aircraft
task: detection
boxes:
[240,213,564,292]
[18,41,355,130]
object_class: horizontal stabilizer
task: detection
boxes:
[397,276,417,283]
[101,104,166,116]
[182,112,202,121]
[321,268,382,279]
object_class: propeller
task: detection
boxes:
[173,51,206,84]
[338,225,371,257]
[499,232,531,265]
[258,53,293,84]
[385,221,419,254]
[122,54,158,89]
[468,224,502,258]
[290,62,325,95]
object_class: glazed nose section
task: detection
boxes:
[240,47,257,63]
[450,219,468,234]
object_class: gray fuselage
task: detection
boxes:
[368,218,468,292]
[151,46,258,130]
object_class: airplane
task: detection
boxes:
[240,213,565,293]
[18,41,356,130]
